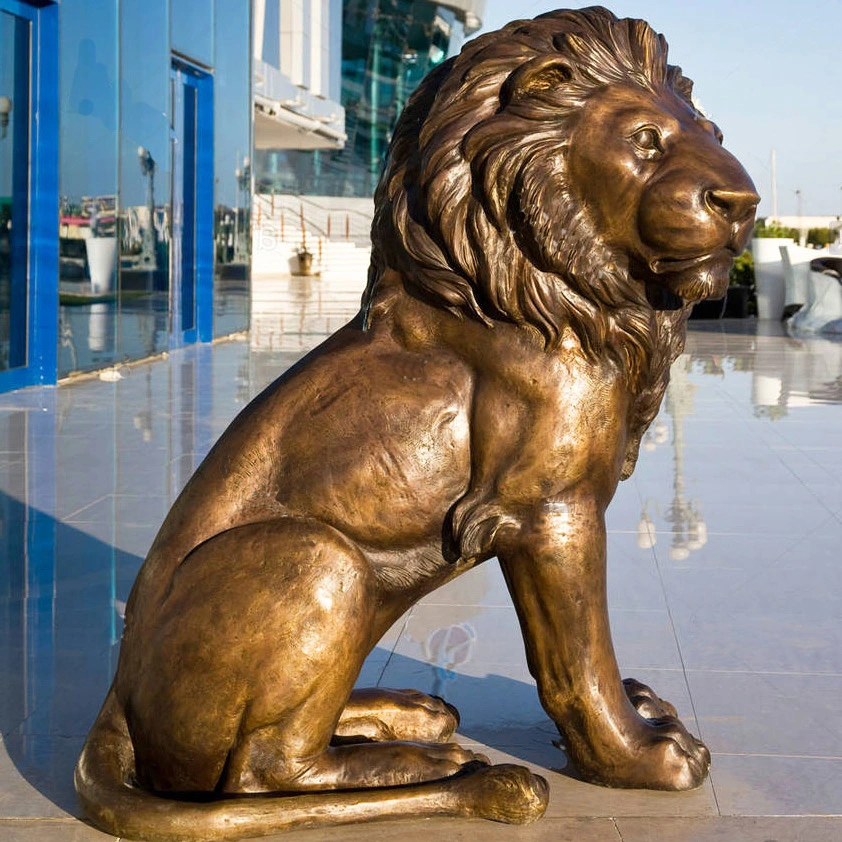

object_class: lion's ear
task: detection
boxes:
[501,55,572,104]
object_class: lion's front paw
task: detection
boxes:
[635,716,710,791]
[561,686,710,791]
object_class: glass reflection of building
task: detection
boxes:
[58,0,253,377]
[256,0,484,197]
[0,0,254,390]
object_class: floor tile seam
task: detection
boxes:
[62,494,113,521]
[684,668,842,677]
[686,517,837,598]
[413,601,514,609]
[646,530,722,816]
[374,613,413,686]
[6,729,88,737]
[607,529,792,537]
[616,815,842,821]
[0,818,84,825]
[774,454,841,518]
[712,751,842,760]
[716,813,842,818]
[662,557,840,617]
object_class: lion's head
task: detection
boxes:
[364,6,757,388]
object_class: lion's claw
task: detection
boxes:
[624,677,679,719]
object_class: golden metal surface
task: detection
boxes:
[76,8,758,840]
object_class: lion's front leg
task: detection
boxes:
[496,497,710,791]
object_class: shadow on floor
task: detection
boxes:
[1,496,565,816]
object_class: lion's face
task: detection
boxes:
[566,85,758,303]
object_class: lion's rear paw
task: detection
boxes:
[384,689,460,742]
[336,689,460,744]
[453,762,549,824]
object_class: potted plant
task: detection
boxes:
[724,249,754,318]
[296,203,314,276]
[751,219,797,319]
[85,204,118,295]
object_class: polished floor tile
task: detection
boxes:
[0,821,117,842]
[618,816,842,841]
[2,305,842,840]
[712,754,842,816]
[686,670,842,757]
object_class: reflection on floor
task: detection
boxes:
[2,285,842,840]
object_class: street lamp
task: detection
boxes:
[137,147,157,269]
[636,358,707,560]
[233,156,251,263]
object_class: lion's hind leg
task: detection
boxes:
[118,518,548,830]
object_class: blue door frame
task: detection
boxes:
[0,0,58,393]
[170,61,213,347]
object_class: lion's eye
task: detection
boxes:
[630,127,663,159]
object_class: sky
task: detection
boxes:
[474,0,841,219]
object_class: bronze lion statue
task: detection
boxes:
[76,7,757,840]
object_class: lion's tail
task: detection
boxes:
[76,689,547,841]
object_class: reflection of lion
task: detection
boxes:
[77,8,757,840]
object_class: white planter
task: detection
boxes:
[751,237,793,320]
[86,236,117,294]
[88,302,113,352]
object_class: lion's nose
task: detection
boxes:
[704,188,760,225]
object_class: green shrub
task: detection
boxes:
[806,227,837,247]
[754,219,799,239]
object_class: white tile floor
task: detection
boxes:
[1,274,841,840]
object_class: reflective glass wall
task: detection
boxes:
[0,9,31,371]
[212,0,251,337]
[57,1,251,378]
[256,0,462,197]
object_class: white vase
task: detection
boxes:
[88,302,114,352]
[751,237,793,320]
[86,236,117,294]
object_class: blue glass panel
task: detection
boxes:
[181,82,197,335]
[171,63,214,347]
[257,0,463,198]
[171,0,213,67]
[57,0,119,377]
[213,0,250,337]
[120,0,171,359]
[0,10,30,371]
[262,0,280,67]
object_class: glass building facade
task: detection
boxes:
[256,0,469,197]
[0,0,252,390]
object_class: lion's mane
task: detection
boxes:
[364,6,697,425]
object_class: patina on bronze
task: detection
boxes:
[76,8,758,840]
